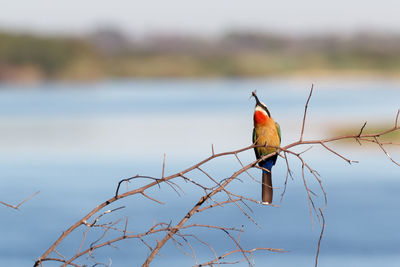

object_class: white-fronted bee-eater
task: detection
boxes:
[252,91,281,205]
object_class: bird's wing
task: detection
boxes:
[275,122,281,143]
[252,128,261,160]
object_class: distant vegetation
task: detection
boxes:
[1,29,400,82]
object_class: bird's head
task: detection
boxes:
[252,91,271,125]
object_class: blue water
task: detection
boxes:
[0,79,399,266]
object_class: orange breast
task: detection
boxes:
[254,116,280,156]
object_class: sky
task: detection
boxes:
[1,0,400,36]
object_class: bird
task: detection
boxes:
[252,91,281,205]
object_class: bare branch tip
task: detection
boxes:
[358,121,367,137]
[299,84,315,141]
[162,153,166,178]
[395,109,400,127]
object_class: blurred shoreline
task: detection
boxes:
[1,29,400,83]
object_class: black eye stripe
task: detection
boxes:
[264,106,271,117]
[258,104,271,117]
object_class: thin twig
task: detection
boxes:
[162,153,166,178]
[374,136,400,167]
[0,191,39,210]
[358,122,367,137]
[300,84,314,141]
[315,208,325,267]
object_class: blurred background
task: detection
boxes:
[0,1,399,266]
[2,1,400,82]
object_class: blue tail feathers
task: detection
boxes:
[261,159,275,173]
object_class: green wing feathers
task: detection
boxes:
[275,122,281,143]
[252,128,261,160]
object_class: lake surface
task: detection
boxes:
[0,78,399,266]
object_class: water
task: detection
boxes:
[0,78,399,266]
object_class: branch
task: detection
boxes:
[141,157,259,266]
[0,191,40,210]
[34,87,400,267]
[315,208,325,267]
[34,144,266,267]
[300,84,314,141]
[196,247,286,267]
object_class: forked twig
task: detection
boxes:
[0,191,40,210]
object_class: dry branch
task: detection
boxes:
[33,88,400,267]
[315,208,326,267]
[1,191,39,210]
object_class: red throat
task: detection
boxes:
[254,110,268,125]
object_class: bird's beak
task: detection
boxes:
[252,91,262,106]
